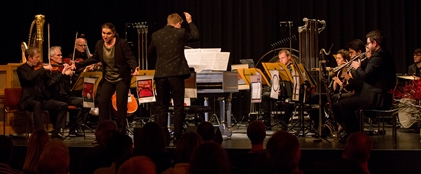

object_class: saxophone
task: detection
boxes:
[21,14,45,63]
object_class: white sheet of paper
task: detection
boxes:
[270,70,279,99]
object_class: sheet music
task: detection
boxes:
[184,48,230,72]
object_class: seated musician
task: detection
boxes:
[335,30,396,143]
[47,46,91,136]
[261,49,294,130]
[331,49,352,102]
[68,38,92,61]
[408,48,421,76]
[17,47,68,139]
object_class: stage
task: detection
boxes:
[7,120,421,174]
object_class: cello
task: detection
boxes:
[112,90,138,117]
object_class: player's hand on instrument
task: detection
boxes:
[43,64,52,71]
[333,77,343,86]
[351,59,361,70]
[132,67,139,75]
[184,12,192,23]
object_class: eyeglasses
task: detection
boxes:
[77,44,87,47]
[365,42,372,46]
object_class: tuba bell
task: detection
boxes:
[21,14,45,63]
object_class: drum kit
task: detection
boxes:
[395,75,421,129]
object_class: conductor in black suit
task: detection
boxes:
[149,12,200,141]
[336,30,396,143]
[17,47,68,139]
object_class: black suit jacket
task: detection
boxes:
[76,37,137,85]
[149,23,200,78]
[17,63,51,109]
[356,48,396,108]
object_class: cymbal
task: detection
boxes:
[397,75,420,80]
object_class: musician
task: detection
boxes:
[331,49,352,102]
[76,22,139,134]
[261,49,294,131]
[149,12,200,141]
[408,48,421,76]
[68,38,92,61]
[48,46,90,136]
[336,30,396,143]
[17,47,68,139]
[342,39,367,94]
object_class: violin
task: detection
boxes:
[50,63,65,72]
[33,62,44,70]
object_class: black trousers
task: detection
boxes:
[155,76,185,138]
[98,80,130,132]
[261,90,294,128]
[60,96,90,129]
[24,99,67,132]
[334,95,361,134]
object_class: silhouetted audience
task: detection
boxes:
[196,122,223,145]
[265,130,303,174]
[134,122,171,173]
[117,156,156,174]
[189,141,231,174]
[22,129,49,174]
[163,132,203,174]
[342,132,372,174]
[38,140,70,174]
[232,121,267,174]
[78,120,117,174]
[93,131,133,174]
[0,135,23,174]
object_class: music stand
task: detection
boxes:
[63,72,102,140]
[235,68,271,128]
[130,70,155,127]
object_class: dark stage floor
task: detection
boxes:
[8,120,421,174]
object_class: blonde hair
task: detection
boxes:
[167,13,183,25]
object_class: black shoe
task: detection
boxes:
[52,132,63,139]
[69,129,84,137]
[338,133,349,144]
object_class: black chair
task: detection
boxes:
[359,107,398,148]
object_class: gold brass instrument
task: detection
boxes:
[329,52,366,77]
[21,14,45,63]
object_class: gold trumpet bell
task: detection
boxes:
[21,42,28,63]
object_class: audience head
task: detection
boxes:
[246,120,266,145]
[347,39,365,58]
[134,122,166,156]
[0,135,13,164]
[175,132,203,163]
[95,120,117,145]
[38,140,70,174]
[117,156,156,174]
[197,122,215,142]
[106,131,133,162]
[342,132,372,164]
[23,129,49,173]
[266,130,301,174]
[189,141,231,174]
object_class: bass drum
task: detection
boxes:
[398,98,419,128]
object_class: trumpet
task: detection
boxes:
[329,52,366,77]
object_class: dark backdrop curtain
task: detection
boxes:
[1,0,420,73]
